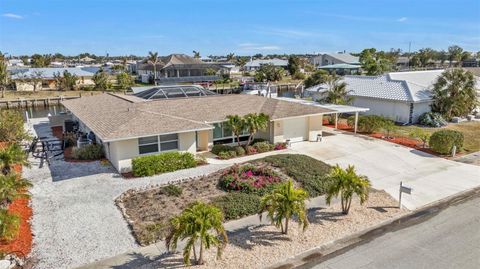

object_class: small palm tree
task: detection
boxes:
[193,50,201,59]
[324,81,353,105]
[244,113,269,146]
[326,165,371,214]
[0,173,32,208]
[147,51,159,85]
[0,209,20,241]
[0,143,30,175]
[259,180,309,234]
[166,202,228,266]
[225,115,245,146]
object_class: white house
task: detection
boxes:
[310,53,360,68]
[244,59,288,71]
[305,70,450,124]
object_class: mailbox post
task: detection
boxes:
[399,181,413,209]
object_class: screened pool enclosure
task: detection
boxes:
[133,85,216,100]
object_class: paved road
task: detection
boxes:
[312,195,480,269]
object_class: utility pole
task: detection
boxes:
[407,42,412,70]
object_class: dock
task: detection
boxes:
[0,95,81,109]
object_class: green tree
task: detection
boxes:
[254,64,283,82]
[0,173,32,208]
[0,143,30,175]
[193,50,201,59]
[243,113,269,146]
[409,128,431,148]
[259,180,309,234]
[321,75,353,105]
[31,54,51,67]
[431,69,478,120]
[0,52,9,98]
[226,53,235,62]
[166,201,227,266]
[92,70,111,90]
[303,69,329,88]
[417,48,435,67]
[287,55,301,76]
[0,110,30,143]
[205,68,217,76]
[225,115,245,146]
[0,209,20,241]
[326,165,371,214]
[448,45,463,67]
[63,70,78,90]
[147,51,159,85]
[116,72,134,90]
[359,48,392,75]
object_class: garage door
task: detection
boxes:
[283,117,307,142]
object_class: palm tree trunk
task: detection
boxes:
[192,243,197,263]
[341,196,345,213]
[345,197,352,214]
[284,218,289,234]
[198,240,204,265]
[237,134,241,147]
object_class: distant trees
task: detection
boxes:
[53,70,78,90]
[0,52,9,98]
[254,64,283,82]
[431,69,478,120]
[448,45,464,67]
[417,48,435,67]
[147,51,159,85]
[359,48,392,76]
[30,54,51,67]
[226,53,235,62]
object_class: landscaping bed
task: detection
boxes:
[211,140,288,160]
[116,154,333,246]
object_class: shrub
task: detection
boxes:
[72,144,104,160]
[132,151,197,177]
[253,141,274,153]
[418,112,447,127]
[217,150,237,160]
[429,130,464,154]
[211,193,262,220]
[234,146,246,156]
[260,154,332,197]
[211,144,233,155]
[0,110,30,143]
[347,115,391,134]
[274,142,288,150]
[218,164,282,195]
[0,209,20,242]
[245,145,257,155]
[138,221,167,245]
[161,184,183,197]
[251,138,267,144]
[195,155,208,166]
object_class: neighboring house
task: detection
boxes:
[136,54,223,84]
[9,67,100,91]
[61,91,333,172]
[244,59,288,71]
[7,59,25,67]
[305,70,449,124]
[318,63,361,75]
[310,53,360,68]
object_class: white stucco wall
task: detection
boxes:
[351,97,411,123]
[412,101,433,123]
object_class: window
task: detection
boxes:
[212,122,250,144]
[160,134,178,151]
[138,136,158,154]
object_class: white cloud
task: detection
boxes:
[397,17,408,22]
[238,43,281,51]
[2,13,23,19]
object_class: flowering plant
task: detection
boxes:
[219,164,282,194]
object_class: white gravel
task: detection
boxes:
[25,119,229,269]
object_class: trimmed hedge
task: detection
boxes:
[131,151,197,177]
[211,144,233,155]
[211,193,262,220]
[260,154,333,197]
[429,130,464,154]
[253,141,275,153]
[72,144,104,160]
[347,115,392,134]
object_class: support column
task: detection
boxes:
[176,69,180,77]
[334,113,338,129]
[354,112,359,133]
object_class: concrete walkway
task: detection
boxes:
[289,131,480,210]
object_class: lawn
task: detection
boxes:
[116,154,332,246]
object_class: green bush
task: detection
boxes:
[161,184,183,197]
[132,151,197,177]
[418,112,447,127]
[234,146,246,156]
[253,141,274,153]
[211,144,234,155]
[429,130,464,154]
[211,193,262,220]
[72,144,104,160]
[260,154,333,197]
[217,150,237,160]
[0,209,20,241]
[347,115,391,134]
[195,155,208,166]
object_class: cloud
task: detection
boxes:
[397,17,408,22]
[258,28,314,38]
[2,13,23,19]
[238,43,281,51]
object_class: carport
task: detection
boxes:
[274,97,369,133]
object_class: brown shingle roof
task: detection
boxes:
[62,93,333,141]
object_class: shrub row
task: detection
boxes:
[212,141,281,160]
[429,129,464,154]
[347,115,394,134]
[131,152,197,177]
[72,144,104,160]
[211,193,262,220]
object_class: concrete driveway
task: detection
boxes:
[290,131,480,210]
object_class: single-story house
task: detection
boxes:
[318,63,361,75]
[9,67,100,91]
[310,53,360,69]
[305,70,448,124]
[244,59,288,71]
[136,54,223,84]
[61,91,334,172]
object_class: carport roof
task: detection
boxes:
[273,97,369,114]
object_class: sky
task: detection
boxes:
[0,0,479,56]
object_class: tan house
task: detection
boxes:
[61,92,333,172]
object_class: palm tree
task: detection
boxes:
[166,201,228,266]
[147,51,159,85]
[225,115,245,146]
[244,113,269,146]
[0,173,32,208]
[0,209,20,241]
[259,180,309,234]
[323,80,353,105]
[193,50,201,59]
[0,143,30,175]
[431,69,478,120]
[226,53,235,62]
[326,165,371,214]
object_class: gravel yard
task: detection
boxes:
[144,190,407,269]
